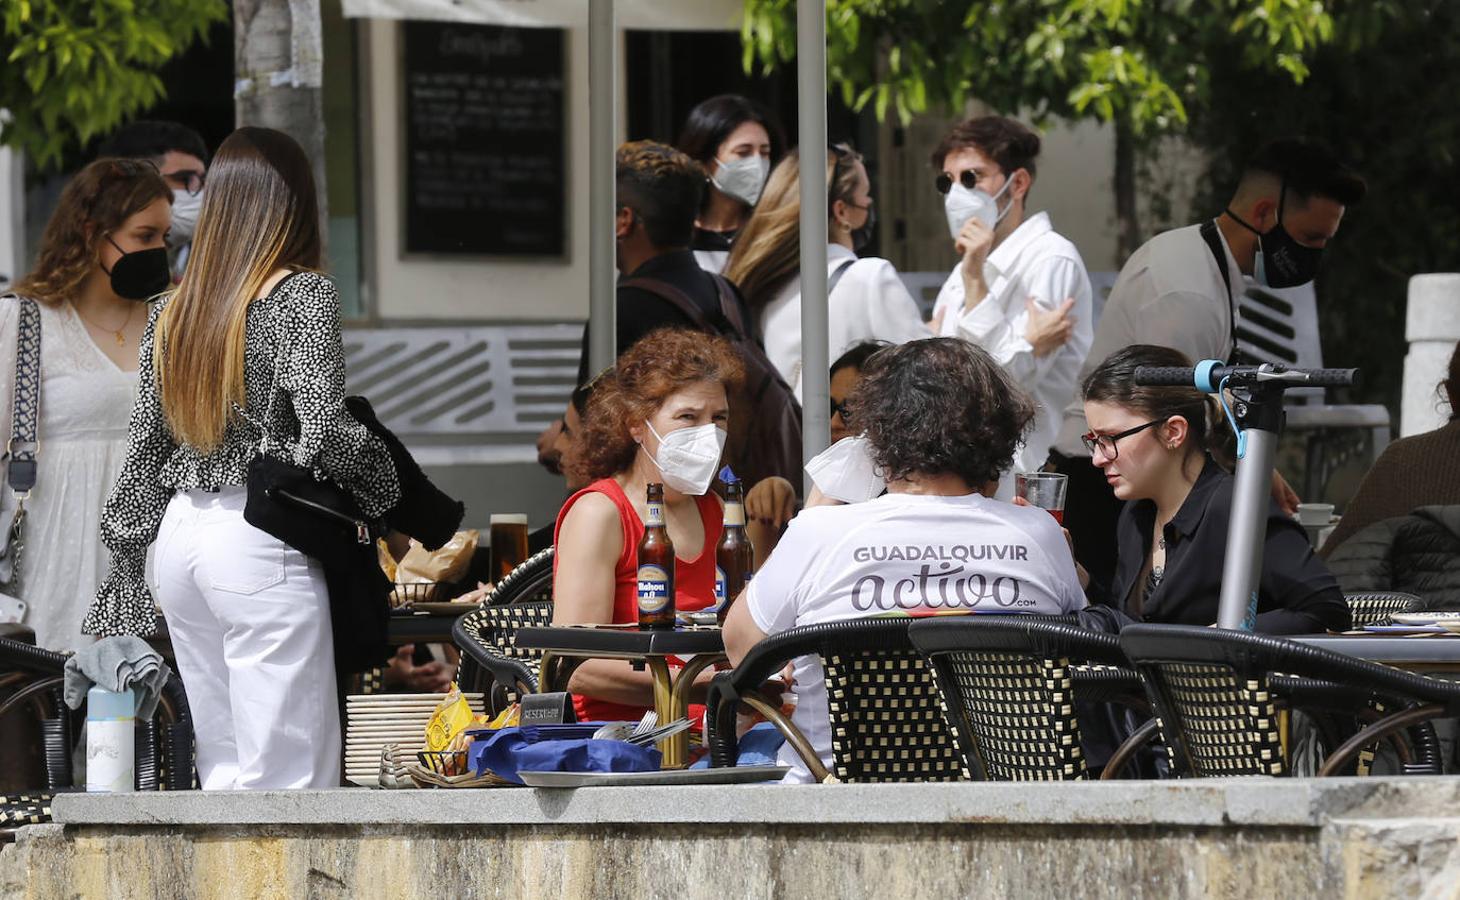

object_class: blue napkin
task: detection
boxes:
[469,726,661,783]
[689,722,785,769]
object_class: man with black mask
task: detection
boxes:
[1050,138,1365,590]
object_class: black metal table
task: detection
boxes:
[385,610,467,646]
[515,625,727,767]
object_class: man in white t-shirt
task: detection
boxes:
[723,338,1087,784]
[928,116,1094,496]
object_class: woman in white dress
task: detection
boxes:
[724,143,930,401]
[1,159,173,651]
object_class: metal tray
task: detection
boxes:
[519,765,788,788]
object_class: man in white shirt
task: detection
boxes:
[928,116,1093,495]
[1049,138,1366,587]
[723,339,1086,783]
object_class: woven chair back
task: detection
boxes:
[1143,662,1285,777]
[1344,591,1424,628]
[823,649,966,782]
[930,650,1087,781]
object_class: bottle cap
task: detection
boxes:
[718,465,738,485]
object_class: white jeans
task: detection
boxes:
[155,487,341,789]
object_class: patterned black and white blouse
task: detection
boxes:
[84,271,401,637]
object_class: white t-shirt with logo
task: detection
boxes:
[745,491,1086,783]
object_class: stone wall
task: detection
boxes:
[4,779,1459,899]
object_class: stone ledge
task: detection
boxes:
[50,776,1460,829]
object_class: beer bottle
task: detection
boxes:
[714,469,755,624]
[637,483,676,630]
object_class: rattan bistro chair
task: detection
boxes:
[452,547,554,703]
[0,634,194,840]
[705,619,966,783]
[1120,624,1454,778]
[907,617,1153,781]
[1345,591,1424,628]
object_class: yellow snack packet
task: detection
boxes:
[484,703,520,731]
[424,683,475,752]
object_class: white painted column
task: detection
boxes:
[1402,274,1460,436]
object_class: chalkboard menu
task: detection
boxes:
[402,22,566,257]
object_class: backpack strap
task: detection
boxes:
[619,276,722,335]
[4,296,40,495]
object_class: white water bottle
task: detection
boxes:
[86,686,135,793]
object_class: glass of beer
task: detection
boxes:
[490,514,530,581]
[1015,472,1068,524]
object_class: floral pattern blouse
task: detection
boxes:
[84,271,400,636]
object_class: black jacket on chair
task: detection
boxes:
[1326,506,1460,609]
[325,397,466,675]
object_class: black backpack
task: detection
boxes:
[619,274,804,493]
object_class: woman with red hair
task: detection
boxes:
[554,328,743,722]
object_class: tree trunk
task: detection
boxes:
[233,0,328,246]
[1114,116,1139,262]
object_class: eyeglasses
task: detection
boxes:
[1081,419,1166,460]
[162,169,206,196]
[934,168,982,195]
[830,397,852,425]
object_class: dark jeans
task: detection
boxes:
[1047,450,1125,595]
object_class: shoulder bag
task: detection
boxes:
[1,295,41,599]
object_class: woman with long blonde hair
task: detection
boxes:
[723,143,930,400]
[85,127,400,790]
[2,159,171,653]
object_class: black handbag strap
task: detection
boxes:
[4,295,40,495]
[1200,220,1241,363]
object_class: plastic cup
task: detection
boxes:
[1015,472,1068,524]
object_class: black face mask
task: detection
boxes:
[850,203,876,253]
[103,235,172,301]
[1225,182,1324,289]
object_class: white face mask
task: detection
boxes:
[168,188,203,246]
[644,420,727,496]
[711,156,770,207]
[943,177,1013,242]
[805,434,887,504]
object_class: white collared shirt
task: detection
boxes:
[931,211,1094,491]
[1053,221,1244,457]
[760,243,932,402]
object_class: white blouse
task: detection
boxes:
[759,243,931,401]
[0,297,138,651]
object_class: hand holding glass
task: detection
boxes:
[1015,472,1068,524]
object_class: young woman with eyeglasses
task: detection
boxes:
[723,144,930,402]
[1081,345,1348,634]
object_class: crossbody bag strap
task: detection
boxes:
[6,296,40,495]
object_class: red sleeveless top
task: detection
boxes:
[553,478,722,723]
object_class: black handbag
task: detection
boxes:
[243,453,380,566]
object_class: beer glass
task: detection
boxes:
[490,514,530,581]
[1014,472,1068,523]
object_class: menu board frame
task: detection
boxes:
[398,21,569,260]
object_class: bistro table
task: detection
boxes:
[515,625,727,768]
[1294,634,1460,672]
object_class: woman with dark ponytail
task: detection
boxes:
[1081,345,1349,634]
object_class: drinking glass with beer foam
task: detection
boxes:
[1014,472,1068,523]
[490,513,530,582]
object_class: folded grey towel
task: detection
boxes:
[63,635,172,719]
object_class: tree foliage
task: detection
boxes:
[0,0,227,169]
[742,0,1344,139]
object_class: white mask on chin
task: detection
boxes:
[805,434,887,503]
[644,421,727,496]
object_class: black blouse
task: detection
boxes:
[84,272,400,637]
[1110,458,1350,634]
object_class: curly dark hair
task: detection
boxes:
[931,115,1041,181]
[567,328,744,484]
[846,338,1035,488]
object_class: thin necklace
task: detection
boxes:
[73,301,135,346]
